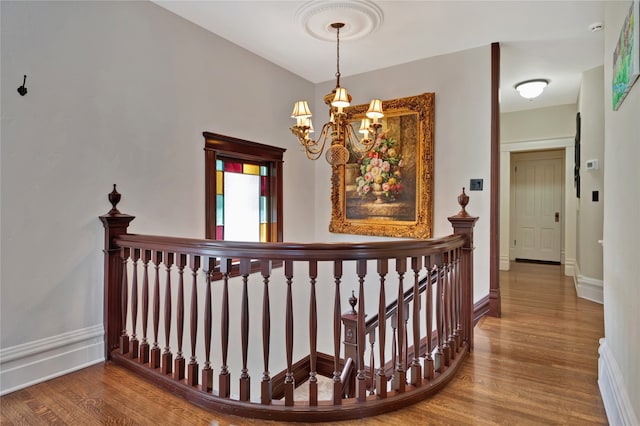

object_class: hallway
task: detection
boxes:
[1,262,607,425]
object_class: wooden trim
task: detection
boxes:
[111,347,468,422]
[474,295,490,325]
[115,233,466,262]
[203,132,286,161]
[489,42,501,317]
[99,212,135,360]
[271,352,336,399]
[203,131,286,242]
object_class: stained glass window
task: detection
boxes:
[204,132,285,250]
[215,158,268,242]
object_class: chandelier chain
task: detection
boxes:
[335,25,341,86]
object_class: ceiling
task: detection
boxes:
[152,0,605,113]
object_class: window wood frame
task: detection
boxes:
[204,132,286,279]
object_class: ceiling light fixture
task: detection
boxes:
[290,22,383,166]
[515,79,549,100]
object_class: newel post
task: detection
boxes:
[341,291,358,394]
[99,185,135,360]
[448,188,478,351]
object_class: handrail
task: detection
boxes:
[114,233,466,260]
[340,357,354,398]
[100,186,478,422]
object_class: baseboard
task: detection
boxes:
[499,256,510,271]
[572,263,603,304]
[598,338,639,426]
[474,295,490,324]
[564,257,576,277]
[0,325,104,395]
[576,275,604,304]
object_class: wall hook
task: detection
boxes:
[17,75,27,96]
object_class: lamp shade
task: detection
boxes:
[332,87,350,108]
[366,99,384,119]
[359,118,371,135]
[515,79,549,99]
[291,101,312,118]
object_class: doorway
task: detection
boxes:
[511,150,564,263]
[499,138,577,277]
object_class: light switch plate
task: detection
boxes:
[470,179,483,191]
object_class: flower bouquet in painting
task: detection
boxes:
[355,133,404,203]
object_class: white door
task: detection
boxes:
[512,152,563,262]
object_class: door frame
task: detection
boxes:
[511,150,564,263]
[499,138,576,277]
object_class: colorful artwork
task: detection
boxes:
[612,0,639,110]
[330,93,434,239]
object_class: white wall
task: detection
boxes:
[499,105,578,274]
[311,47,492,304]
[0,0,316,393]
[577,66,604,284]
[501,104,577,143]
[598,2,640,425]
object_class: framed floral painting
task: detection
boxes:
[329,93,434,238]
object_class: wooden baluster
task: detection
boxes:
[332,261,343,405]
[139,250,151,364]
[187,255,200,386]
[393,258,406,392]
[202,257,214,392]
[130,249,140,359]
[448,250,458,357]
[410,256,422,386]
[218,258,231,397]
[150,251,162,368]
[376,259,388,398]
[284,260,295,406]
[403,302,410,378]
[162,252,174,375]
[355,259,367,401]
[174,254,187,380]
[442,252,452,366]
[390,313,397,383]
[308,261,318,405]
[454,248,462,351]
[239,258,251,401]
[119,247,130,355]
[368,329,376,395]
[447,251,456,360]
[261,260,272,405]
[435,258,444,373]
[423,256,435,380]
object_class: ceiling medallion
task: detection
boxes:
[296,0,384,41]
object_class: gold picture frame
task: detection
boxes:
[329,92,435,238]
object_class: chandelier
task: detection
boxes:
[290,22,384,166]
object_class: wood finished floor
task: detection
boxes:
[1,262,607,425]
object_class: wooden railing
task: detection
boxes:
[100,186,478,422]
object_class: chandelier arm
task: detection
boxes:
[304,122,333,160]
[345,121,375,158]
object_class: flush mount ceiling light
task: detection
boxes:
[515,79,549,100]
